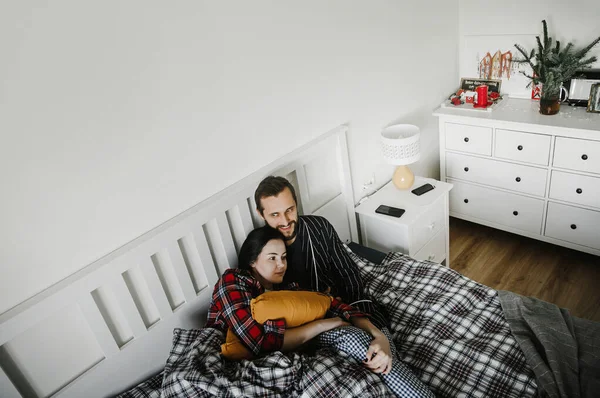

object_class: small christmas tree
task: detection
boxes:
[514,20,600,114]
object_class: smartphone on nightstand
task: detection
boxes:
[412,183,435,196]
[375,205,405,218]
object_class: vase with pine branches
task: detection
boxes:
[515,20,600,115]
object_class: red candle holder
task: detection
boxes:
[474,85,492,108]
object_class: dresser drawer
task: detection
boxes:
[411,197,445,254]
[553,137,600,174]
[495,129,551,166]
[446,152,548,197]
[449,180,544,234]
[445,123,492,156]
[545,202,600,250]
[549,171,600,209]
[413,229,446,263]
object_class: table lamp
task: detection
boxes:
[380,124,421,189]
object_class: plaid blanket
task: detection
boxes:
[119,250,538,398]
[353,250,538,397]
[118,328,392,397]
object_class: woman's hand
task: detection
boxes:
[364,333,393,374]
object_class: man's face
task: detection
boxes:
[258,187,299,244]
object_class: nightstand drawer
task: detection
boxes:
[413,229,446,263]
[545,202,600,250]
[445,123,492,156]
[446,152,548,197]
[549,171,600,209]
[358,216,408,254]
[553,137,600,174]
[449,180,544,234]
[495,129,551,166]
[411,198,445,253]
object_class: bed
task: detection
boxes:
[1,125,598,398]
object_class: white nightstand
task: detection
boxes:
[355,177,453,266]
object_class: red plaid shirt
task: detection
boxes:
[205,268,367,356]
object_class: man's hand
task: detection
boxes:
[364,334,393,374]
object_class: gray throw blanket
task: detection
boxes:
[498,290,600,398]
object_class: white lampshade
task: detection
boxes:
[380,124,421,165]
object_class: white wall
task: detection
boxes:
[0,1,459,314]
[459,0,600,70]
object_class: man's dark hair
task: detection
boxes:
[238,227,285,271]
[254,176,298,215]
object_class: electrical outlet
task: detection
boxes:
[368,173,376,185]
[362,173,376,190]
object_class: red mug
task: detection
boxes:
[475,85,488,107]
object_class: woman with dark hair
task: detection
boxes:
[206,227,355,355]
[205,227,434,397]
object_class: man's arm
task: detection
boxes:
[304,216,371,306]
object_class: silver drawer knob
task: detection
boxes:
[428,254,436,261]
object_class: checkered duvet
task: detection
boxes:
[355,251,537,397]
[118,251,538,398]
[118,328,392,398]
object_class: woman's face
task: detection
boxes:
[251,239,287,288]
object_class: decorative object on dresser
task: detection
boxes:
[380,124,421,189]
[355,177,453,266]
[434,97,600,256]
[514,20,600,115]
[473,85,491,108]
[444,78,503,111]
[588,83,600,113]
[564,69,600,107]
[460,78,501,94]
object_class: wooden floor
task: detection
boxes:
[449,217,600,322]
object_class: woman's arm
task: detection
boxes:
[215,271,287,355]
[350,317,393,374]
[281,317,350,351]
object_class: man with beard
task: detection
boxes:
[254,176,387,329]
[245,176,436,397]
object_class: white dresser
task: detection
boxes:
[434,98,600,256]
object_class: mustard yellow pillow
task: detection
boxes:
[221,329,253,360]
[251,290,333,326]
[221,290,333,360]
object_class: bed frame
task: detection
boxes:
[0,126,358,398]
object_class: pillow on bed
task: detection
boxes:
[251,290,333,326]
[221,290,333,360]
[221,329,253,360]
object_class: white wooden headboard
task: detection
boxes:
[0,125,357,398]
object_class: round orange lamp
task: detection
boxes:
[380,124,421,189]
